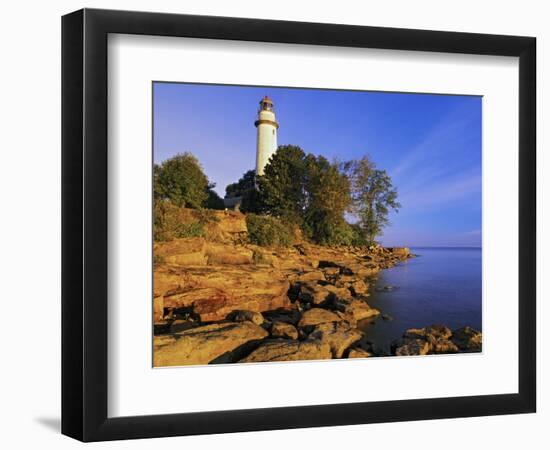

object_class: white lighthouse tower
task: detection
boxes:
[255,96,279,176]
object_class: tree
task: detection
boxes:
[303,154,353,245]
[257,145,308,224]
[205,183,225,210]
[225,169,263,213]
[345,157,400,244]
[225,169,256,198]
[154,153,209,208]
[258,146,353,245]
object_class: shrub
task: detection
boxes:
[246,214,294,247]
[154,200,211,241]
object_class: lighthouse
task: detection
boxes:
[255,96,279,176]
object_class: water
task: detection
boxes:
[360,247,482,353]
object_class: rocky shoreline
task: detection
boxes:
[153,210,482,366]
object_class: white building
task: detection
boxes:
[254,96,279,176]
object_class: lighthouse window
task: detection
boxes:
[272,129,275,135]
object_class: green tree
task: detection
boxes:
[303,155,353,245]
[225,169,263,213]
[345,157,400,244]
[257,145,308,224]
[258,146,353,245]
[205,183,225,210]
[225,169,256,198]
[154,153,209,208]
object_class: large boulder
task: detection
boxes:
[271,321,299,340]
[349,279,369,296]
[153,322,268,366]
[297,308,346,328]
[452,326,482,352]
[298,283,333,305]
[263,308,302,326]
[393,338,431,356]
[240,339,331,363]
[296,271,326,283]
[333,298,380,321]
[308,322,363,358]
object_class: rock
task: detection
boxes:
[432,338,459,354]
[348,347,373,358]
[322,267,341,277]
[204,210,247,242]
[169,319,199,334]
[393,338,431,356]
[240,339,332,363]
[395,324,480,355]
[153,320,171,334]
[424,324,452,342]
[153,269,186,298]
[349,279,369,296]
[153,334,177,351]
[452,326,482,352]
[342,263,379,278]
[263,308,302,326]
[333,298,380,321]
[298,283,332,305]
[309,322,363,358]
[324,284,352,300]
[155,238,208,266]
[297,308,346,328]
[375,285,396,292]
[271,321,299,340]
[153,295,164,322]
[230,310,265,326]
[388,247,411,259]
[403,327,427,339]
[381,314,393,321]
[296,270,326,283]
[160,268,291,322]
[153,322,269,366]
[205,243,253,265]
[163,287,229,310]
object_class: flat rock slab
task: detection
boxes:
[240,339,331,363]
[160,266,291,322]
[153,321,268,367]
[297,308,346,328]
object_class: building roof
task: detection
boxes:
[261,95,273,104]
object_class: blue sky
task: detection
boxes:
[153,82,482,247]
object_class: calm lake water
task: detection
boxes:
[360,247,482,353]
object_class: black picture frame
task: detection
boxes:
[61,8,536,442]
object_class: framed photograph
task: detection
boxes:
[62,8,536,442]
